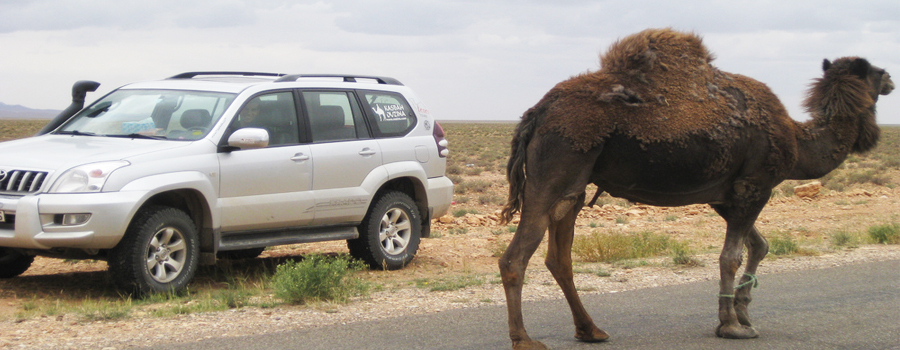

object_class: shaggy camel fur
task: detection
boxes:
[499,28,894,350]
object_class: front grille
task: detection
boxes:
[0,170,48,194]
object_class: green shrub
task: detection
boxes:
[214,289,251,309]
[830,230,859,248]
[867,223,900,244]
[452,208,474,217]
[272,255,369,305]
[769,233,799,255]
[572,230,669,262]
[670,241,702,266]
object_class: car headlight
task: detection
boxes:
[50,161,130,193]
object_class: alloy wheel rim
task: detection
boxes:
[145,227,187,283]
[379,208,411,255]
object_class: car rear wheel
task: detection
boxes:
[0,247,33,278]
[108,206,199,297]
[349,191,421,270]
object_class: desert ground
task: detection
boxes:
[0,120,898,349]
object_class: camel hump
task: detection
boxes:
[601,28,714,75]
[538,28,789,152]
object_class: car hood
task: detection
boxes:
[0,135,193,171]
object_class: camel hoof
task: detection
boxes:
[512,339,549,350]
[575,326,610,342]
[735,304,754,327]
[716,323,760,339]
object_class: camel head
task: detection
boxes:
[823,57,893,101]
[810,57,892,154]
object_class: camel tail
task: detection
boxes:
[501,107,538,225]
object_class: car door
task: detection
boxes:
[302,90,382,225]
[217,91,315,232]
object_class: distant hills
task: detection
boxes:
[0,102,58,119]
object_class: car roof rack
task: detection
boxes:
[168,72,287,79]
[274,74,403,86]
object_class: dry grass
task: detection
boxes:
[0,119,46,141]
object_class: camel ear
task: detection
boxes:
[850,58,871,80]
[822,59,832,72]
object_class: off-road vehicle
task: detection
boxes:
[0,72,453,295]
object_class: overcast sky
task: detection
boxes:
[1,0,898,124]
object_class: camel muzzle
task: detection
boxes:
[881,73,894,95]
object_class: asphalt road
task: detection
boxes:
[144,259,900,350]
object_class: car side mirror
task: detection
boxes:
[227,128,270,150]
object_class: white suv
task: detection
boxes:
[0,72,453,296]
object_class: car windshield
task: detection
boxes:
[57,89,236,140]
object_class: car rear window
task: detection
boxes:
[360,91,416,138]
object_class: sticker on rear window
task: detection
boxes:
[372,104,408,122]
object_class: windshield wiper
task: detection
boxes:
[56,130,97,136]
[108,133,167,140]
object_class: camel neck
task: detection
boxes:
[787,113,873,180]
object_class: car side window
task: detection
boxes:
[231,91,299,146]
[302,91,365,143]
[360,91,416,138]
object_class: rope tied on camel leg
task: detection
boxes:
[735,273,759,290]
[716,273,759,298]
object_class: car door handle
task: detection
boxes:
[358,148,377,156]
[291,153,310,161]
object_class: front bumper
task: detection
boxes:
[0,191,146,250]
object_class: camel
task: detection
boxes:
[498,28,894,349]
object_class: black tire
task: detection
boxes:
[108,206,199,297]
[349,191,421,270]
[217,247,265,260]
[0,247,33,278]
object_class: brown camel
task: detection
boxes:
[498,28,894,349]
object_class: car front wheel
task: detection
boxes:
[349,191,421,270]
[108,206,199,297]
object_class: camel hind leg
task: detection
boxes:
[499,137,602,349]
[500,206,551,350]
[545,191,609,342]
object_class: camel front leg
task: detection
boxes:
[716,233,758,338]
[735,226,768,327]
[712,203,764,339]
[544,193,609,343]
[500,212,551,350]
